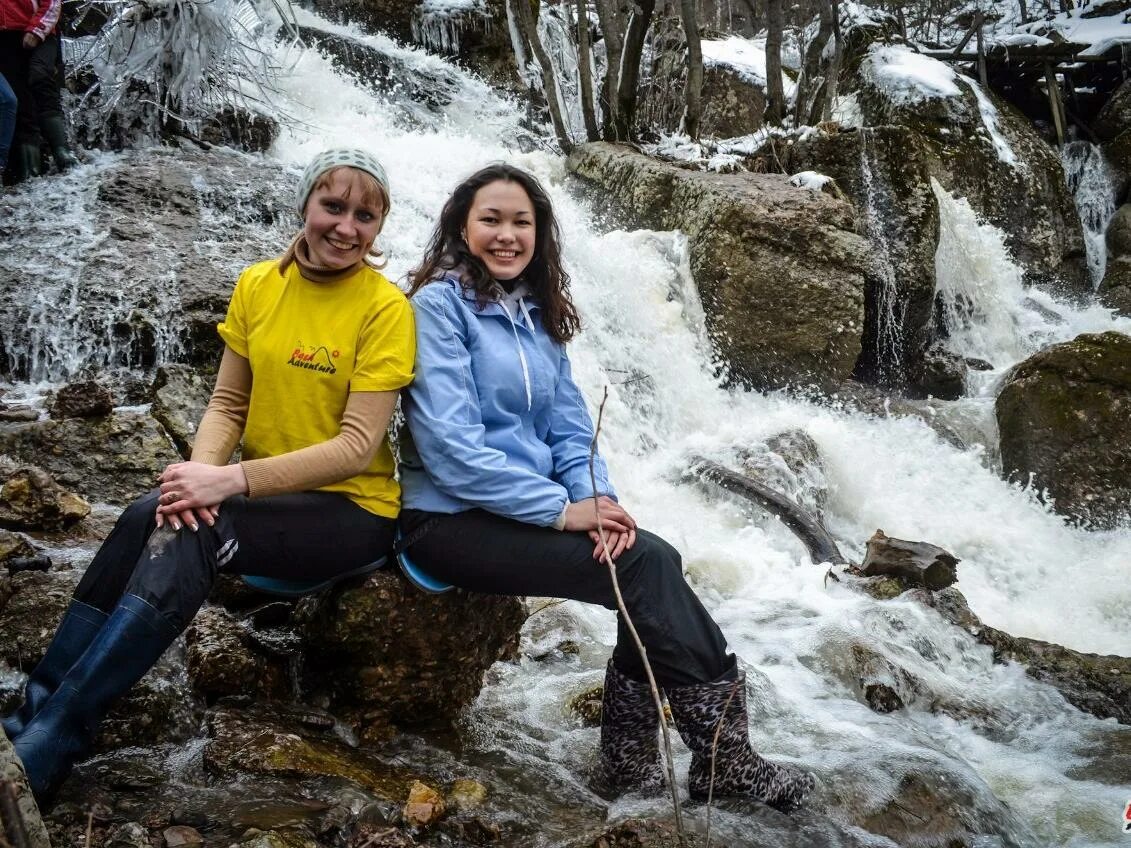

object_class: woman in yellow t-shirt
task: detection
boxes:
[3,148,415,806]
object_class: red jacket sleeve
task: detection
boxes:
[29,0,62,39]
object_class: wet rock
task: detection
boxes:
[740,429,829,515]
[446,778,487,812]
[996,331,1131,528]
[906,342,966,400]
[0,728,53,848]
[403,779,445,828]
[97,645,198,750]
[566,684,603,728]
[568,143,868,390]
[297,570,524,733]
[859,530,959,591]
[0,529,35,565]
[152,364,216,460]
[199,107,279,153]
[854,768,1030,848]
[788,125,940,387]
[106,822,152,848]
[1093,77,1131,143]
[185,606,272,700]
[1106,203,1131,256]
[204,704,417,799]
[578,818,700,848]
[50,380,114,419]
[918,587,1131,726]
[164,824,204,847]
[0,148,294,383]
[0,409,180,505]
[853,46,1085,289]
[1099,257,1131,315]
[302,0,419,43]
[0,464,90,531]
[699,64,765,138]
[240,831,323,848]
[0,567,79,668]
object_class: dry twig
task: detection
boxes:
[85,811,94,848]
[587,386,686,846]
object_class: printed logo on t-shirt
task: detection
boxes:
[288,342,339,375]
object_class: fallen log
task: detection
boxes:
[689,455,848,565]
[860,530,959,590]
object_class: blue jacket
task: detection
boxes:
[400,274,615,526]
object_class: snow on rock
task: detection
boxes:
[861,44,961,104]
[959,78,1019,168]
[789,170,834,192]
[701,36,796,96]
[1010,4,1131,57]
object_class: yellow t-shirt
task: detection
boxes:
[217,259,415,517]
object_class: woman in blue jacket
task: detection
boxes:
[400,164,813,812]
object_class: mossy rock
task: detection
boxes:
[996,331,1131,528]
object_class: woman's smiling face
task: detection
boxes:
[303,168,385,270]
[463,179,536,281]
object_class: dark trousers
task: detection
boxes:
[0,71,14,167]
[401,509,732,689]
[0,31,64,145]
[75,489,396,633]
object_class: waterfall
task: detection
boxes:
[8,10,1131,844]
[1062,140,1118,289]
[858,130,906,385]
[411,0,488,54]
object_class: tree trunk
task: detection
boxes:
[510,0,574,153]
[575,0,600,140]
[821,0,842,122]
[764,0,785,125]
[593,0,624,138]
[613,0,656,141]
[793,0,833,126]
[678,0,702,139]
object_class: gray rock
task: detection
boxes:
[105,822,151,848]
[1106,203,1131,256]
[50,380,114,419]
[568,142,868,390]
[185,606,278,700]
[297,570,525,735]
[0,464,91,531]
[788,126,940,387]
[152,364,217,460]
[906,341,967,400]
[854,49,1086,290]
[700,64,765,138]
[1099,256,1131,315]
[0,567,80,669]
[1093,77,1131,143]
[996,331,1131,528]
[0,410,180,505]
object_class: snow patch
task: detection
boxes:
[861,44,961,103]
[959,78,1018,168]
[789,170,832,192]
[700,35,796,97]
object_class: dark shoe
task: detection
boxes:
[666,662,814,812]
[10,143,42,183]
[39,114,78,172]
[2,600,108,740]
[14,594,178,804]
[598,660,665,793]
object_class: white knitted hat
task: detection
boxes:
[295,148,390,215]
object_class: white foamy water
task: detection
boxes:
[264,17,1129,845]
[8,11,1128,844]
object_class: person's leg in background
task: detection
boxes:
[27,32,77,171]
[0,71,18,183]
[0,30,41,183]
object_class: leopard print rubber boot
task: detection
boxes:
[666,668,814,812]
[598,660,666,793]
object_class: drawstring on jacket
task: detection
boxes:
[500,285,535,411]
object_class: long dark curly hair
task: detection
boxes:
[410,164,581,344]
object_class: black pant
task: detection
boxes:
[75,489,396,633]
[401,509,731,689]
[0,31,64,146]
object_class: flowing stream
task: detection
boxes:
[6,9,1131,846]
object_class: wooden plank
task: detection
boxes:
[1045,62,1066,147]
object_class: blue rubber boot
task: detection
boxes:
[2,600,108,740]
[14,594,178,804]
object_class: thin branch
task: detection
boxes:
[704,679,739,848]
[588,386,686,846]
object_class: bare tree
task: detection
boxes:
[593,0,625,138]
[613,0,657,140]
[793,0,833,126]
[764,0,785,124]
[510,0,574,152]
[678,0,703,139]
[575,0,600,140]
[821,0,843,123]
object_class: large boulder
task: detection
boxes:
[0,148,294,382]
[0,410,180,505]
[297,571,525,736]
[853,45,1086,290]
[151,364,217,460]
[699,63,766,138]
[568,143,868,389]
[788,125,939,388]
[995,331,1131,528]
[0,464,90,531]
[1099,257,1131,315]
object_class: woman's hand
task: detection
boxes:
[154,462,248,530]
[563,496,635,534]
[589,528,635,564]
[156,504,221,533]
